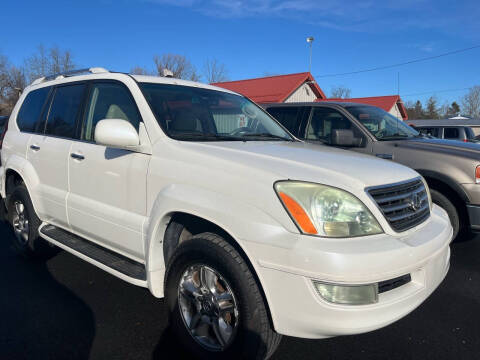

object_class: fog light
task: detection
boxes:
[313,281,378,305]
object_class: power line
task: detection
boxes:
[402,87,472,97]
[316,45,480,78]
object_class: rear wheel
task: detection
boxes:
[7,184,56,258]
[430,189,461,240]
[165,232,281,360]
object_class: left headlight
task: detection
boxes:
[275,181,383,237]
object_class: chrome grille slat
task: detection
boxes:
[374,187,425,204]
[367,178,430,232]
[382,194,428,213]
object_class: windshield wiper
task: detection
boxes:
[379,133,410,140]
[241,133,294,141]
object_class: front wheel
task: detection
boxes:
[430,189,461,240]
[165,232,282,360]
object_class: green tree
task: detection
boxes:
[425,96,439,119]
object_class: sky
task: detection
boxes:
[1,0,479,106]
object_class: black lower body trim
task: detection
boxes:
[40,225,146,280]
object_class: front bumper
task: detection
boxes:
[243,205,452,339]
[466,204,480,232]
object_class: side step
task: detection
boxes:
[40,225,147,281]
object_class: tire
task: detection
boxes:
[165,232,282,360]
[7,184,56,258]
[430,189,461,240]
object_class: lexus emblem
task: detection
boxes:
[409,193,422,211]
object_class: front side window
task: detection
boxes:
[82,82,141,141]
[444,127,460,139]
[16,87,51,133]
[140,83,292,141]
[347,105,418,140]
[306,107,364,146]
[45,84,86,139]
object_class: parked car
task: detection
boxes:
[263,102,480,241]
[413,125,476,142]
[0,115,8,135]
[0,69,451,360]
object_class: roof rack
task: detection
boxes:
[31,67,109,86]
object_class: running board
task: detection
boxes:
[39,225,147,281]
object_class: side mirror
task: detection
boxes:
[94,119,140,149]
[331,129,356,146]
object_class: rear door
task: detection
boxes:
[27,83,86,227]
[265,106,309,137]
[67,81,150,260]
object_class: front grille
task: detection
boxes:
[367,178,430,232]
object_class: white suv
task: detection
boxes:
[0,68,452,359]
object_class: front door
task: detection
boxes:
[67,81,150,261]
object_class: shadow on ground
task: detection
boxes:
[1,220,479,360]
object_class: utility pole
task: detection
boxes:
[307,37,314,73]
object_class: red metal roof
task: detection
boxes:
[318,95,408,120]
[212,72,326,103]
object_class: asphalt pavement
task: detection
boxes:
[1,221,479,360]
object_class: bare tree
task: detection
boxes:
[203,58,229,83]
[25,45,75,82]
[330,85,351,99]
[0,54,27,115]
[130,66,155,75]
[153,54,199,81]
[462,86,480,118]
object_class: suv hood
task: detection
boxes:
[397,138,480,159]
[176,141,419,192]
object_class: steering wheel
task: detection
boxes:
[230,127,254,136]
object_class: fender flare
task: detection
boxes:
[416,169,470,203]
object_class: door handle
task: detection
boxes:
[30,144,40,151]
[375,153,393,160]
[70,153,85,161]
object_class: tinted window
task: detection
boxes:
[16,87,50,133]
[140,83,292,141]
[444,127,459,139]
[418,127,439,137]
[82,82,141,141]
[45,84,86,139]
[267,107,302,135]
[465,127,475,140]
[307,107,364,146]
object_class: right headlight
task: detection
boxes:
[275,181,383,237]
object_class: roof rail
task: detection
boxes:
[31,67,109,86]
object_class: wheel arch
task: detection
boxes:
[416,169,469,225]
[146,210,277,330]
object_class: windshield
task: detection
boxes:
[140,83,293,141]
[347,105,419,140]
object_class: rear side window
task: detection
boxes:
[465,127,475,140]
[81,82,141,141]
[45,84,86,139]
[267,107,303,135]
[16,87,51,133]
[418,127,439,137]
[444,127,459,139]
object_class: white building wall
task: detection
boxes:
[389,103,404,120]
[285,83,318,103]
